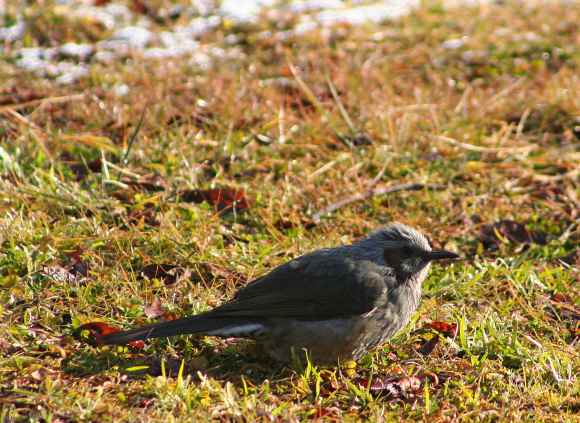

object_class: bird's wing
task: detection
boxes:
[206,251,388,320]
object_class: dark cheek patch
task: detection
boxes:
[383,248,409,284]
[383,248,401,270]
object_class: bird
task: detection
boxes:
[98,223,459,364]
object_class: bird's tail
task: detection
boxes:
[99,315,264,345]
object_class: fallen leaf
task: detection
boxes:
[144,297,164,319]
[42,248,91,283]
[426,321,458,337]
[130,0,152,16]
[121,174,168,192]
[233,116,262,131]
[360,372,442,399]
[79,322,144,349]
[548,293,580,321]
[139,264,191,286]
[179,188,250,212]
[479,220,547,250]
[0,87,46,105]
[551,293,573,304]
[65,248,89,277]
[127,206,160,227]
[30,370,44,381]
[112,189,136,204]
[274,218,317,231]
[274,219,297,230]
[418,334,440,356]
[41,265,78,284]
[190,262,246,287]
[282,84,335,112]
[143,297,177,321]
[137,398,155,408]
[368,376,421,397]
[190,109,218,129]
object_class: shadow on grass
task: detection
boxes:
[62,340,291,387]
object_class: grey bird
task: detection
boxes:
[98,223,459,364]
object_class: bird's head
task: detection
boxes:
[366,223,459,283]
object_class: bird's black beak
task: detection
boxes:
[425,250,460,261]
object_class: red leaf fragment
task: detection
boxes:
[128,340,146,349]
[130,0,150,15]
[551,293,573,304]
[80,322,119,337]
[179,188,250,212]
[426,321,458,337]
[79,322,144,349]
[162,312,179,321]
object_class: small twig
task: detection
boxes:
[312,182,443,223]
[308,153,351,180]
[454,85,472,115]
[308,160,339,180]
[103,160,142,178]
[389,104,437,113]
[432,135,536,154]
[1,109,51,158]
[516,108,531,138]
[289,62,356,149]
[529,168,580,183]
[288,62,328,118]
[326,75,357,134]
[481,78,524,112]
[278,105,286,144]
[369,159,390,187]
[523,334,543,349]
[0,93,85,113]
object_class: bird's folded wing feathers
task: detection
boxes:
[206,252,387,320]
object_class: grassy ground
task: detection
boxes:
[0,1,579,421]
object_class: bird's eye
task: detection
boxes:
[402,246,413,256]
